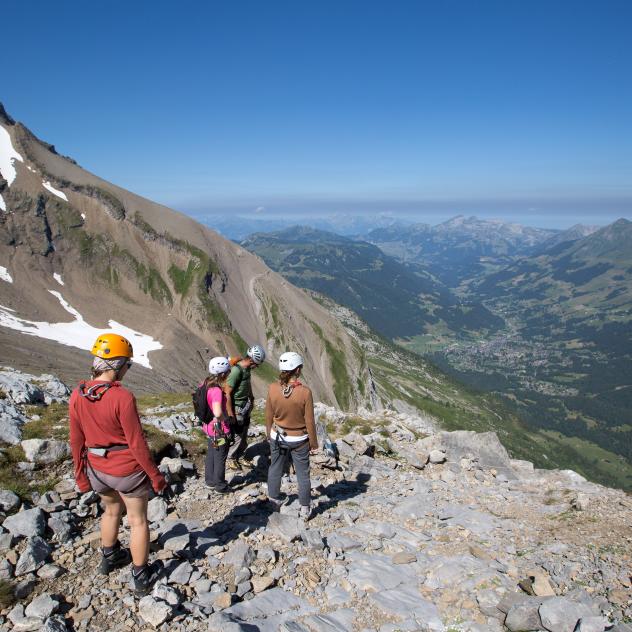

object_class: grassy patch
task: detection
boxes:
[136,392,192,412]
[0,445,58,501]
[22,403,70,441]
[168,260,198,296]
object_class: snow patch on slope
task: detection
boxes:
[0,266,12,283]
[42,181,68,201]
[53,273,64,286]
[0,193,5,212]
[0,291,163,368]
[0,125,24,186]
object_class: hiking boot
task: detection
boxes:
[268,495,287,512]
[213,485,231,495]
[300,505,312,522]
[98,544,131,575]
[227,459,243,472]
[132,562,162,596]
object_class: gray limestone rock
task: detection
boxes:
[0,557,13,579]
[40,616,68,632]
[153,582,182,606]
[0,488,21,512]
[504,596,546,631]
[147,496,168,523]
[429,449,447,464]
[300,609,357,631]
[267,513,304,543]
[48,516,74,543]
[138,595,174,626]
[208,587,317,630]
[326,531,362,553]
[223,540,256,569]
[301,528,325,551]
[15,536,52,575]
[539,597,594,632]
[24,593,60,620]
[575,616,609,632]
[37,564,65,579]
[169,561,193,585]
[21,439,70,464]
[0,398,27,444]
[368,585,444,631]
[3,507,46,538]
[7,604,42,632]
[346,552,417,592]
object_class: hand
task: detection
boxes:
[152,473,167,493]
[309,448,319,456]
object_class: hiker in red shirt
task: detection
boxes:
[69,333,166,595]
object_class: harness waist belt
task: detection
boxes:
[87,444,129,457]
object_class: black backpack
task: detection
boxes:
[192,381,213,425]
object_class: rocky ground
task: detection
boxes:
[0,368,631,631]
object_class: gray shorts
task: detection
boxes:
[87,464,151,497]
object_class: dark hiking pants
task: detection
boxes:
[205,439,229,490]
[228,412,250,461]
[267,438,311,507]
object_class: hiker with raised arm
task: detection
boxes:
[266,352,318,522]
[225,344,266,471]
[69,334,165,595]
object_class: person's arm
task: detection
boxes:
[224,383,235,417]
[68,392,91,492]
[118,394,166,492]
[265,386,274,439]
[304,389,318,451]
[224,367,239,417]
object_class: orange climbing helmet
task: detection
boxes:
[91,333,134,359]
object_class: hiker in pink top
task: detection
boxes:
[203,357,233,493]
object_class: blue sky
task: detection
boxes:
[3,0,631,228]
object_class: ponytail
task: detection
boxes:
[279,367,301,385]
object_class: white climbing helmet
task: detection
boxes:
[246,344,266,365]
[279,352,304,372]
[208,356,230,375]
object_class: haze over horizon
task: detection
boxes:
[3,1,631,230]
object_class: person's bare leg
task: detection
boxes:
[120,494,149,566]
[99,490,124,547]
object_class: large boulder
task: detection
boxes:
[3,507,46,538]
[15,536,52,575]
[0,369,45,405]
[0,368,69,405]
[21,439,70,464]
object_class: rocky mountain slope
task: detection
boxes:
[1,369,631,632]
[0,104,370,409]
[242,226,504,341]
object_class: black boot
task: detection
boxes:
[98,542,131,575]
[132,561,162,596]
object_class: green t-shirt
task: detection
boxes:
[227,364,251,405]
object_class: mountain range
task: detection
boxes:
[243,216,632,489]
[367,215,599,286]
[242,226,503,340]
